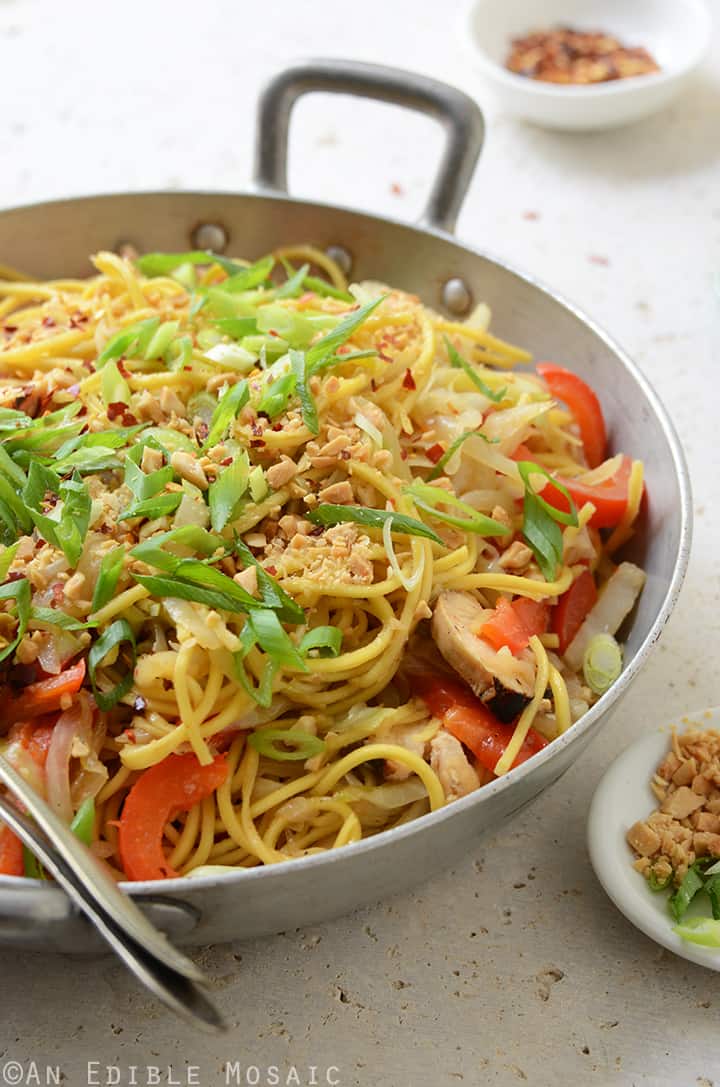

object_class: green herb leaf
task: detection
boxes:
[88,618,137,711]
[299,626,343,658]
[405,481,509,537]
[203,379,249,449]
[248,727,325,762]
[289,349,319,435]
[91,547,126,614]
[208,451,250,532]
[130,524,221,567]
[0,577,31,663]
[307,503,443,545]
[444,337,506,402]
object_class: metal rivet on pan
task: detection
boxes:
[325,245,352,277]
[442,277,472,316]
[191,222,228,252]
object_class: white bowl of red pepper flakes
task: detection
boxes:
[460,0,711,130]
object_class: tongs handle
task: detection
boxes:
[0,755,225,1032]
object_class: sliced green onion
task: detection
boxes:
[214,317,258,339]
[307,503,443,545]
[249,727,325,762]
[306,297,385,372]
[208,451,250,532]
[0,443,27,488]
[23,847,45,880]
[165,334,194,373]
[405,481,510,537]
[53,446,123,475]
[88,618,137,710]
[123,444,173,501]
[444,336,506,402]
[144,320,180,361]
[29,607,93,631]
[96,317,160,368]
[244,609,307,672]
[24,471,91,567]
[70,796,95,846]
[232,538,305,624]
[0,577,30,663]
[673,918,720,947]
[203,342,257,372]
[669,864,705,922]
[289,349,319,435]
[248,465,268,503]
[647,868,673,892]
[0,542,19,581]
[427,430,486,481]
[234,651,278,709]
[130,524,221,566]
[257,371,296,420]
[303,275,353,302]
[274,262,310,300]
[91,547,126,614]
[203,379,249,449]
[517,460,578,583]
[299,625,343,658]
[704,874,720,920]
[140,427,196,455]
[118,492,183,522]
[136,250,268,280]
[133,573,248,614]
[583,633,623,695]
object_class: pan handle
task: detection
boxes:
[254,59,484,235]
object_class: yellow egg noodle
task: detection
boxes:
[0,246,645,880]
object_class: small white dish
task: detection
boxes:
[459,0,712,130]
[588,706,720,971]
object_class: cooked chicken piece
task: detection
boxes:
[430,731,480,802]
[432,590,535,697]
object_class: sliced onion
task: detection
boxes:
[382,516,423,592]
[354,411,383,448]
[564,562,646,672]
[46,694,94,824]
[335,779,428,809]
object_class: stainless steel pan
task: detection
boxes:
[0,60,691,951]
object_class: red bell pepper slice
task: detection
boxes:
[541,455,632,530]
[479,597,549,655]
[415,674,547,774]
[118,752,228,881]
[537,363,607,469]
[4,659,86,724]
[0,825,24,877]
[551,569,598,654]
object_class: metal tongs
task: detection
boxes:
[0,753,225,1031]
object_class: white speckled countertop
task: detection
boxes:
[0,1,719,1084]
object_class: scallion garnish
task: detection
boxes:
[0,578,30,663]
[70,796,95,846]
[669,864,706,922]
[289,349,319,435]
[405,481,510,537]
[444,337,506,402]
[208,452,250,532]
[517,460,578,583]
[307,503,443,545]
[101,359,131,407]
[299,625,343,658]
[583,633,623,695]
[203,380,249,449]
[248,727,325,762]
[91,547,126,614]
[88,618,137,710]
[306,297,384,373]
[23,467,91,567]
[426,430,497,481]
[96,317,160,368]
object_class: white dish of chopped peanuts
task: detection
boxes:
[588,706,720,971]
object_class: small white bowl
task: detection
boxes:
[588,706,720,971]
[460,0,712,130]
